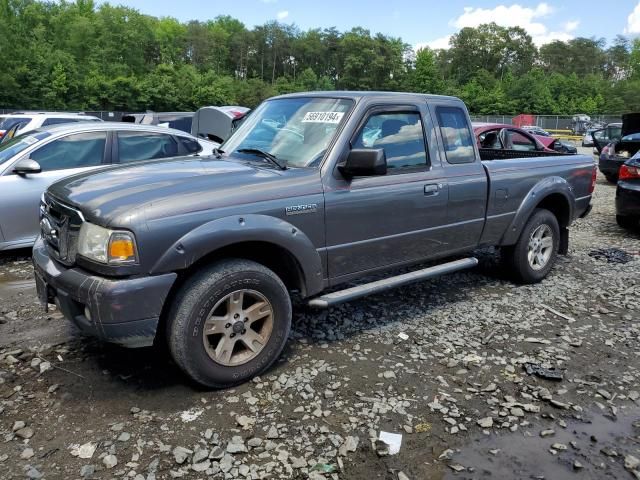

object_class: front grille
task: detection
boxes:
[40,193,84,266]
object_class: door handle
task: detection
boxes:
[424,183,440,196]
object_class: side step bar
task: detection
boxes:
[308,257,478,308]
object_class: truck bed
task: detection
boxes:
[479,148,572,161]
[479,153,595,247]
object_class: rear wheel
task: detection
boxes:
[616,215,639,230]
[503,209,560,284]
[167,259,291,388]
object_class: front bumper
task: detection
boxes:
[616,181,640,217]
[32,237,177,348]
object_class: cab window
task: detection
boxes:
[353,112,429,171]
[436,106,475,164]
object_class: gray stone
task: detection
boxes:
[103,454,118,469]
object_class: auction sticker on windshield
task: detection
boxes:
[302,111,344,124]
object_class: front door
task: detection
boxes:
[0,131,109,245]
[324,105,449,282]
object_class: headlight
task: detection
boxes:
[78,222,138,265]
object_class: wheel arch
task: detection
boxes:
[501,177,574,250]
[150,214,324,298]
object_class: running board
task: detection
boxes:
[308,257,478,308]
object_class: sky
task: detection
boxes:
[96,0,640,50]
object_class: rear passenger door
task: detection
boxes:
[114,131,179,164]
[430,103,487,251]
[324,104,449,281]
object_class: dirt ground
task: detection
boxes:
[0,150,639,480]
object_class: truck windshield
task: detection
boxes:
[222,97,353,168]
[0,131,50,166]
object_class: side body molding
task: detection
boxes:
[500,176,574,246]
[149,214,325,296]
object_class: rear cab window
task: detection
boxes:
[435,106,475,164]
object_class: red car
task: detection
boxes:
[473,123,556,153]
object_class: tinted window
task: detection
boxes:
[0,132,51,166]
[30,132,106,172]
[178,136,202,154]
[508,130,537,151]
[436,107,475,164]
[158,115,193,133]
[118,131,178,164]
[354,112,428,171]
[0,117,32,131]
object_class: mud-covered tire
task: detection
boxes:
[167,259,291,388]
[617,214,639,230]
[503,208,560,284]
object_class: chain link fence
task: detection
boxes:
[470,114,622,131]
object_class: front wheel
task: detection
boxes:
[167,259,292,388]
[503,209,560,284]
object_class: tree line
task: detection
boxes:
[2,0,640,115]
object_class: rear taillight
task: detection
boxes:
[589,166,597,193]
[619,164,640,180]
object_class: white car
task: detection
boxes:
[0,123,217,251]
[0,112,103,139]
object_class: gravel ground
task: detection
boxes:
[0,156,639,479]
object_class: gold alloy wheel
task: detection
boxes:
[202,289,274,366]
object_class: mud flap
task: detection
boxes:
[559,227,569,255]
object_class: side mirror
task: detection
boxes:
[339,148,387,178]
[13,158,42,176]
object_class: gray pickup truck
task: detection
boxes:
[33,92,596,387]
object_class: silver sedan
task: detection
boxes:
[0,122,217,251]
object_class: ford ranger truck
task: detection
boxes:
[33,92,596,387]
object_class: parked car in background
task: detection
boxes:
[0,123,215,251]
[191,106,251,143]
[33,92,595,387]
[522,125,551,137]
[121,112,194,134]
[616,153,640,229]
[582,128,599,147]
[0,112,102,139]
[593,116,639,182]
[473,123,556,153]
[553,140,578,154]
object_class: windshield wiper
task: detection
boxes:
[236,148,287,170]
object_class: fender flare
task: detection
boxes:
[150,214,324,295]
[501,176,574,246]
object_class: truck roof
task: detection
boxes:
[272,91,462,103]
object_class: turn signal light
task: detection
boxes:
[619,165,640,180]
[108,235,136,263]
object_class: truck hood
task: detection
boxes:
[47,155,286,225]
